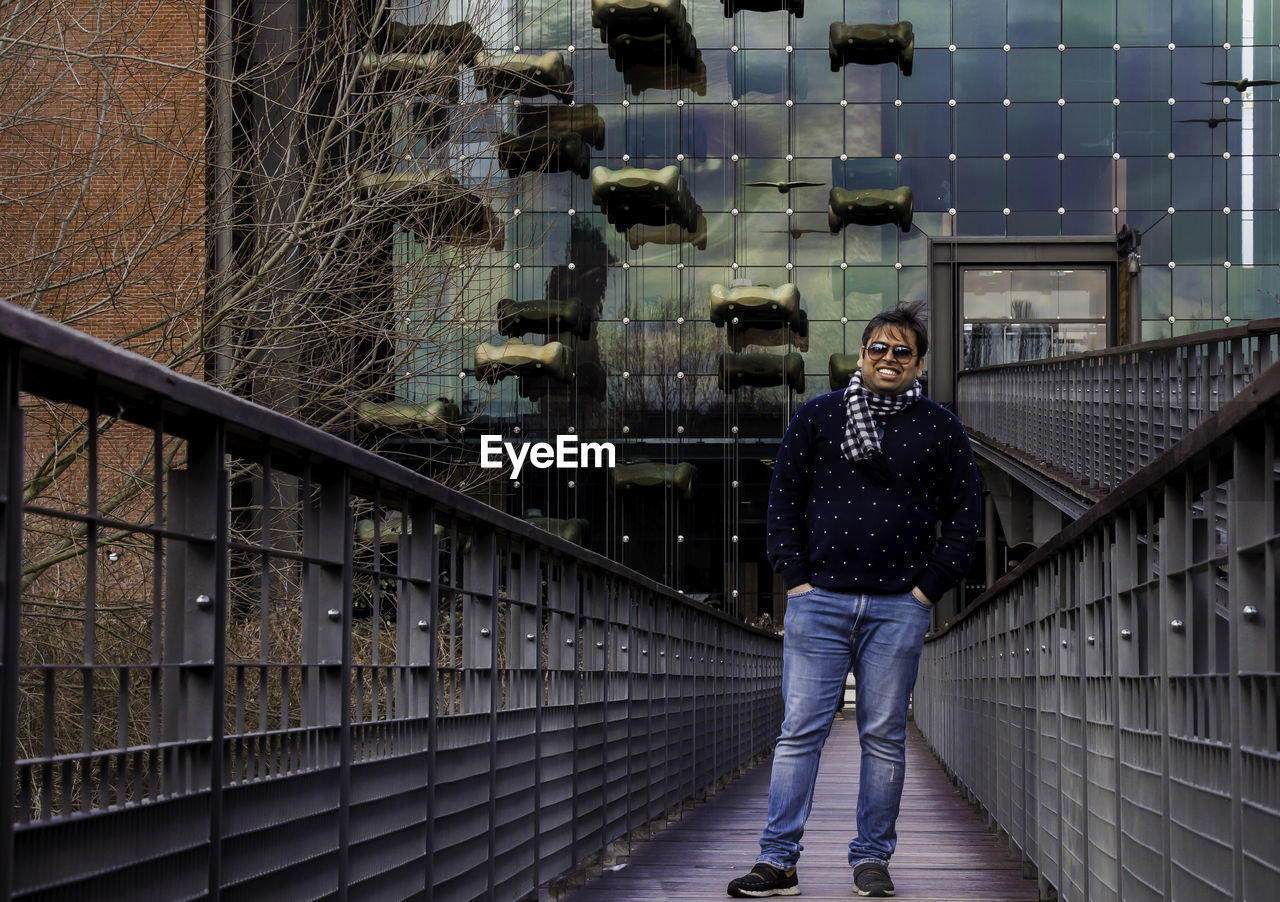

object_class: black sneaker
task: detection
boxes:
[727,862,801,897]
[852,862,895,897]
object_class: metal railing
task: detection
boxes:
[916,356,1280,901]
[0,304,782,901]
[957,320,1280,496]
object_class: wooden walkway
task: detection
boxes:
[562,717,1041,901]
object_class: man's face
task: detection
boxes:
[856,325,924,396]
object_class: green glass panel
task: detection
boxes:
[899,104,952,157]
[897,50,951,102]
[1061,102,1115,155]
[953,50,1006,101]
[844,266,899,319]
[900,158,951,211]
[954,211,1007,235]
[737,50,788,101]
[1117,102,1172,155]
[1138,262,1172,319]
[689,0,734,47]
[1172,211,1225,263]
[1118,0,1171,45]
[739,213,792,265]
[696,50,735,104]
[740,158,789,213]
[842,221,898,263]
[1063,157,1114,209]
[845,104,895,157]
[1063,48,1116,101]
[1008,50,1060,101]
[794,12,834,50]
[793,264,844,316]
[792,213,846,267]
[1007,158,1060,210]
[1117,48,1171,101]
[805,323,846,379]
[1228,254,1280,317]
[1122,157,1171,208]
[1231,157,1280,212]
[900,0,952,47]
[899,266,926,304]
[739,105,789,157]
[793,51,845,103]
[1007,103,1060,156]
[839,156,898,187]
[899,223,933,264]
[954,103,1006,156]
[1172,0,1226,46]
[953,0,1006,47]
[1227,0,1274,45]
[1009,0,1062,46]
[1063,0,1117,47]
[794,104,846,158]
[1171,156,1222,210]
[1171,265,1219,318]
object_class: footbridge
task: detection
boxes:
[2,304,1278,901]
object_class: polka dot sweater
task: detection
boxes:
[767,389,981,603]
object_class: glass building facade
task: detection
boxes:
[395,0,1280,618]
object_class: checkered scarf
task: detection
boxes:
[840,370,922,463]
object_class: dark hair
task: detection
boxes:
[861,300,928,358]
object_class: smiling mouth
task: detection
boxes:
[876,367,901,377]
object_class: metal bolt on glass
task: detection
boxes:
[194,593,212,610]
[1170,619,1184,632]
[327,608,341,621]
[1243,605,1259,620]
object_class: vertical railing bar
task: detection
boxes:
[425,503,439,902]
[487,526,499,900]
[150,413,165,756]
[207,420,229,900]
[0,349,22,896]
[337,469,354,901]
[531,542,544,896]
[83,388,100,807]
[258,450,273,737]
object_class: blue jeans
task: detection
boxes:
[757,587,932,871]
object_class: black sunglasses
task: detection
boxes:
[864,341,918,363]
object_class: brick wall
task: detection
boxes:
[0,0,207,367]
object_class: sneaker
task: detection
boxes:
[727,863,801,897]
[852,862,894,897]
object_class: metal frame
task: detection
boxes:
[916,353,1280,902]
[957,320,1280,497]
[0,305,782,901]
[927,236,1124,408]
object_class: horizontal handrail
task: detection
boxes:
[0,303,782,901]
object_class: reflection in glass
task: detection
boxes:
[962,268,1108,367]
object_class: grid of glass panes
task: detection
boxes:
[394,0,1280,605]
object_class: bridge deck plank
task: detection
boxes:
[562,718,1040,901]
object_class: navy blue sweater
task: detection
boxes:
[767,390,981,603]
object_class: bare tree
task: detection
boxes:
[2,0,551,782]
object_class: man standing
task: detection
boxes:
[728,302,980,898]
